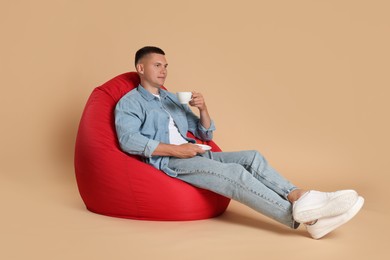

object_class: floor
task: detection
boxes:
[1,169,388,260]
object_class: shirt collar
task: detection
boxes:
[137,84,168,101]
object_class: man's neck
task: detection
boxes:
[140,81,160,95]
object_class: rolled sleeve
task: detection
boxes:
[197,120,216,141]
[144,139,160,158]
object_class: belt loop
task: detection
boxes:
[208,150,213,160]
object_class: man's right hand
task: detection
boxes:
[173,143,206,158]
[152,143,206,158]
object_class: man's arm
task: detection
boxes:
[190,92,211,129]
[152,143,205,158]
[185,91,215,141]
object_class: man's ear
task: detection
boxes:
[136,63,144,75]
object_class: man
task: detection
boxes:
[115,46,364,239]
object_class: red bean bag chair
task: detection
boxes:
[74,72,230,220]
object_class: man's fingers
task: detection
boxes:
[197,146,206,153]
[190,97,204,105]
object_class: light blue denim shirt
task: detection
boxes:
[115,85,215,177]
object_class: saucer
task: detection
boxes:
[195,144,212,150]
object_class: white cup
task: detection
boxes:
[176,92,192,104]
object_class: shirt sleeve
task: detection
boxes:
[115,98,159,158]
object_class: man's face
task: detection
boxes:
[136,53,168,88]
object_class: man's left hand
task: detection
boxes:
[189,92,207,111]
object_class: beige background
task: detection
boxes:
[1,0,389,259]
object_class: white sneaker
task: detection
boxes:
[306,196,364,239]
[293,190,358,223]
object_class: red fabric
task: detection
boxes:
[74,72,230,220]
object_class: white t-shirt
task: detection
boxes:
[153,94,188,145]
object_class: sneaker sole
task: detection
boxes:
[294,190,358,223]
[309,196,364,239]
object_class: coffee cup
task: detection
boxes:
[176,92,192,104]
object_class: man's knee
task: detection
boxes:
[243,150,265,162]
[246,150,268,168]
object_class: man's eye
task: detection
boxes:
[155,64,160,67]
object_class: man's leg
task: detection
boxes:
[207,151,363,239]
[168,151,362,238]
[210,150,298,201]
[210,150,359,223]
[168,154,299,229]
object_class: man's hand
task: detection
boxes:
[173,143,205,158]
[152,143,205,158]
[189,92,207,111]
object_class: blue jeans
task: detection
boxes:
[168,150,299,228]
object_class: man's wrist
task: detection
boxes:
[198,104,208,112]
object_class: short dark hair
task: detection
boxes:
[135,46,165,66]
